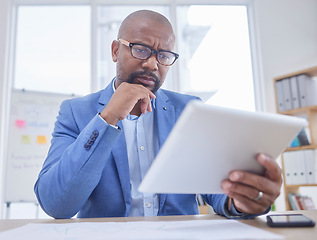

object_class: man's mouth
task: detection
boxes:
[135,75,156,86]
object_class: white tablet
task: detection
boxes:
[139,100,307,194]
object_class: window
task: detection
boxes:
[13,2,257,110]
[176,5,255,111]
[14,6,91,95]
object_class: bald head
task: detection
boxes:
[112,10,177,93]
[117,10,175,42]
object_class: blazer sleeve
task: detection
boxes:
[202,194,270,219]
[34,99,121,219]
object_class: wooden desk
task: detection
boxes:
[0,210,316,239]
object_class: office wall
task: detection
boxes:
[0,0,11,217]
[0,0,10,110]
[253,0,317,211]
[253,0,317,113]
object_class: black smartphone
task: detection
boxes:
[266,214,315,227]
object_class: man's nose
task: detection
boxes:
[141,54,159,71]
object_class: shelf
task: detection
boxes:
[285,145,317,152]
[274,65,317,211]
[274,66,317,81]
[278,105,317,115]
[285,184,317,189]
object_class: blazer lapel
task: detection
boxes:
[155,90,176,148]
[155,90,176,212]
[97,80,114,113]
[111,121,131,215]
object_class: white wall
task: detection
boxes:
[0,0,10,114]
[253,0,317,211]
[0,0,11,218]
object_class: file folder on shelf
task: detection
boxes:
[290,76,300,109]
[297,74,317,107]
[282,78,293,110]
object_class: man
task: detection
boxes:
[34,10,282,219]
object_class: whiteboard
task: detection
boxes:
[4,90,73,203]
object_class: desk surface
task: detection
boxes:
[0,210,316,239]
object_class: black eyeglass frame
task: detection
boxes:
[118,38,179,66]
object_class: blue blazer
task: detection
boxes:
[34,81,231,219]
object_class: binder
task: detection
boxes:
[300,195,316,210]
[275,80,285,112]
[304,149,316,184]
[290,152,299,184]
[295,150,307,184]
[297,74,317,107]
[283,152,294,185]
[297,74,309,107]
[297,127,311,146]
[310,77,317,106]
[287,151,300,184]
[290,76,300,109]
[295,194,304,210]
[315,150,317,184]
[287,193,300,210]
[290,129,310,147]
[282,78,293,110]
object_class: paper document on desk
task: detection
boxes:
[0,220,284,239]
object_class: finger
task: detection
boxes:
[148,91,156,100]
[229,154,282,189]
[146,95,153,113]
[140,95,152,114]
[147,102,152,113]
[257,154,282,182]
[222,181,273,214]
[222,180,260,201]
[222,179,275,203]
[140,99,148,114]
[229,192,271,214]
[137,83,156,99]
[228,171,278,196]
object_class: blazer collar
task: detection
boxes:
[155,89,175,148]
[111,124,131,216]
[155,89,176,210]
[97,79,115,114]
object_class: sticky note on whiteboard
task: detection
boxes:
[15,120,26,128]
[37,135,47,144]
[21,135,32,144]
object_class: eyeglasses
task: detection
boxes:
[118,38,179,66]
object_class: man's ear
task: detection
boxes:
[111,40,119,62]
